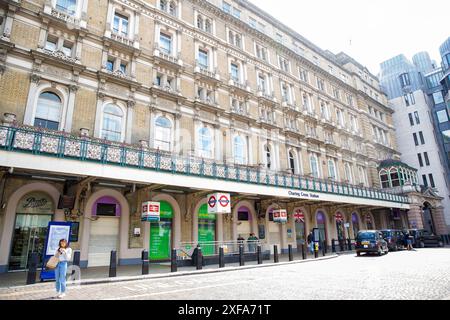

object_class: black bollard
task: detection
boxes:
[26,252,38,285]
[239,245,245,266]
[219,246,225,268]
[288,244,293,261]
[257,245,262,264]
[141,250,149,275]
[109,250,117,277]
[322,241,326,256]
[339,240,344,252]
[171,249,177,273]
[72,251,81,276]
[347,239,352,251]
[196,248,203,270]
[332,239,336,253]
[302,243,306,260]
[273,245,279,263]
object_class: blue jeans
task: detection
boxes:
[55,261,68,293]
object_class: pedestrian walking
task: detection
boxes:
[54,239,72,299]
[407,234,414,251]
[307,231,314,254]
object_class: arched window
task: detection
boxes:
[310,154,319,178]
[288,151,295,174]
[344,163,353,183]
[34,91,62,130]
[228,31,234,45]
[101,104,123,142]
[328,159,336,180]
[160,0,167,11]
[154,116,172,151]
[390,168,400,187]
[358,167,366,186]
[197,16,203,29]
[380,169,390,188]
[205,19,211,33]
[352,213,360,236]
[198,127,212,158]
[265,145,271,169]
[169,1,177,16]
[234,136,246,165]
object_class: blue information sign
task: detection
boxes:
[40,221,72,281]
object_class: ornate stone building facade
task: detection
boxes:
[0,0,443,272]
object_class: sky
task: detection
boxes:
[253,0,450,76]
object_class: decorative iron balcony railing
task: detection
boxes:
[0,125,409,204]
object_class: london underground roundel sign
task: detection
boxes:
[207,193,231,214]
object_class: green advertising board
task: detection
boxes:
[149,201,173,260]
[198,204,216,256]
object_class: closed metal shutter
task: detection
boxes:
[88,217,119,267]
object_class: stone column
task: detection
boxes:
[64,85,78,132]
[407,204,425,229]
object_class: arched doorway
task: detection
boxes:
[294,208,306,250]
[316,211,327,245]
[422,203,436,234]
[198,203,217,256]
[149,201,173,261]
[88,196,121,267]
[8,192,54,271]
[352,213,360,238]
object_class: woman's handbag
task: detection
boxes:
[46,256,59,269]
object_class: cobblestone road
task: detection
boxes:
[1,248,449,300]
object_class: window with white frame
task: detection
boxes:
[197,86,214,104]
[320,101,329,120]
[222,1,231,14]
[344,162,353,183]
[231,98,246,114]
[347,94,353,106]
[56,0,77,15]
[228,30,242,48]
[34,91,63,130]
[336,108,344,126]
[317,77,325,91]
[278,55,290,73]
[232,7,241,19]
[255,43,268,62]
[198,48,209,69]
[299,68,308,83]
[154,116,172,151]
[234,135,246,165]
[101,104,124,142]
[45,34,74,58]
[358,166,367,186]
[197,14,212,34]
[281,82,290,103]
[160,0,178,17]
[257,73,268,93]
[113,12,129,37]
[309,154,320,178]
[333,87,340,100]
[302,94,312,112]
[230,63,240,83]
[198,126,213,158]
[288,150,296,174]
[328,159,337,180]
[159,32,172,55]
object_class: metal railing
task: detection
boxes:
[177,240,264,259]
[0,125,409,204]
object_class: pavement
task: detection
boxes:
[1,248,450,300]
[0,251,325,288]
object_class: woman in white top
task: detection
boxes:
[54,239,72,298]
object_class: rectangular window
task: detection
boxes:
[56,0,77,15]
[45,36,58,51]
[249,17,257,28]
[232,8,241,19]
[419,131,425,145]
[231,63,239,82]
[159,33,172,54]
[413,133,419,146]
[198,49,208,69]
[422,175,428,187]
[437,110,449,123]
[443,130,450,143]
[417,153,423,167]
[222,1,231,13]
[424,152,430,166]
[113,12,129,36]
[399,73,411,87]
[414,111,420,124]
[106,58,114,72]
[119,63,126,74]
[433,91,444,104]
[62,42,73,57]
[429,174,435,188]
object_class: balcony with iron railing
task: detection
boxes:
[228,76,251,94]
[302,107,319,121]
[42,3,84,29]
[153,44,183,68]
[194,61,220,82]
[109,31,138,50]
[0,124,409,204]
[257,87,276,103]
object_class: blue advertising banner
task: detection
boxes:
[40,221,72,281]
